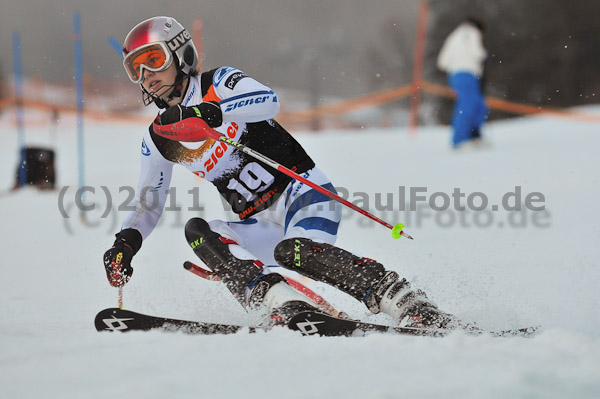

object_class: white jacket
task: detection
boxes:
[122,67,282,239]
[437,23,487,77]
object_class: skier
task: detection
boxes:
[103,16,453,329]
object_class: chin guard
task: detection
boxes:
[140,69,186,109]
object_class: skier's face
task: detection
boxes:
[141,61,179,103]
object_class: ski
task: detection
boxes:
[287,311,539,338]
[95,308,269,335]
[183,260,345,317]
[95,308,538,338]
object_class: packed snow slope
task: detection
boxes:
[1,110,599,398]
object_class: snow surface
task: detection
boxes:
[1,111,600,398]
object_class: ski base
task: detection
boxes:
[95,308,538,338]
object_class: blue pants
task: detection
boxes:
[449,72,488,147]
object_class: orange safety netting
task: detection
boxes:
[1,80,599,125]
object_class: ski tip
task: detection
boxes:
[490,325,541,338]
[183,261,193,270]
[94,308,123,332]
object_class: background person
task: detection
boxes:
[437,16,489,149]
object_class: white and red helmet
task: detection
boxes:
[123,16,198,84]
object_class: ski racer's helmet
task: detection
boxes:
[123,16,198,84]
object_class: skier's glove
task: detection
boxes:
[103,229,143,287]
[159,102,223,128]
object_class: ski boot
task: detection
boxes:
[185,218,321,325]
[369,272,455,329]
[274,237,455,329]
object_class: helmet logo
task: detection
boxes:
[167,30,191,52]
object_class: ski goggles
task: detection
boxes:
[123,42,173,84]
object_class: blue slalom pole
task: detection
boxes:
[12,32,27,187]
[73,11,85,210]
[108,37,124,59]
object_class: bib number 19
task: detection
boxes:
[226,162,275,202]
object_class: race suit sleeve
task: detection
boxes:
[210,66,281,124]
[121,128,175,240]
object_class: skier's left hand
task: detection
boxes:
[159,102,223,128]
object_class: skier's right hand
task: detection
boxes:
[103,229,142,287]
[160,102,223,128]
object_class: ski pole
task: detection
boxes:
[183,261,344,317]
[111,253,125,308]
[118,287,123,309]
[153,118,413,240]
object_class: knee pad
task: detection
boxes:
[274,237,386,302]
[185,217,263,305]
[184,218,217,246]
